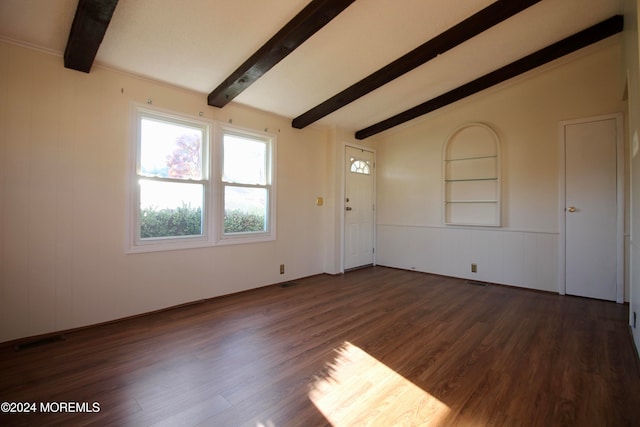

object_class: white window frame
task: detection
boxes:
[127,105,277,253]
[216,124,277,245]
[127,104,215,253]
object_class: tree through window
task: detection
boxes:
[128,105,276,252]
[129,106,211,252]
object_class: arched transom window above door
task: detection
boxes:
[350,158,371,175]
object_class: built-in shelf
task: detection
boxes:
[445,200,498,204]
[445,155,498,162]
[445,178,498,182]
[443,123,501,226]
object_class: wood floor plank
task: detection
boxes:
[1,266,639,426]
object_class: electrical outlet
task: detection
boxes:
[471,263,477,273]
[280,264,285,274]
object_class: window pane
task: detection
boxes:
[139,179,203,238]
[350,158,371,175]
[224,186,267,234]
[223,134,267,184]
[140,118,203,180]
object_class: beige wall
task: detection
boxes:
[624,0,640,353]
[0,41,332,343]
[372,37,625,293]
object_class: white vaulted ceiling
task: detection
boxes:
[0,0,625,134]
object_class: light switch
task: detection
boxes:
[316,197,323,206]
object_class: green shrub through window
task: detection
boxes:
[130,105,276,252]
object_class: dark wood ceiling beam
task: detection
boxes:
[292,0,542,129]
[64,0,119,73]
[208,0,355,108]
[355,15,623,140]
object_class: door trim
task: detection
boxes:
[558,113,624,303]
[342,143,376,272]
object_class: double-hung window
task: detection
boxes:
[219,126,275,243]
[130,106,211,252]
[128,105,276,252]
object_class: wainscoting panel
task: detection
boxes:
[377,225,558,292]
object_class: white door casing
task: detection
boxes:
[344,146,375,270]
[559,114,624,302]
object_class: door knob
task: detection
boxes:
[346,207,352,211]
[567,206,576,213]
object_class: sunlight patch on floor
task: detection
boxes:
[309,341,450,426]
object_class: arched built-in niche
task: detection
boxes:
[443,123,501,226]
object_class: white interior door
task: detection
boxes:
[563,116,621,301]
[344,146,374,270]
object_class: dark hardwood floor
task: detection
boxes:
[1,266,639,426]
